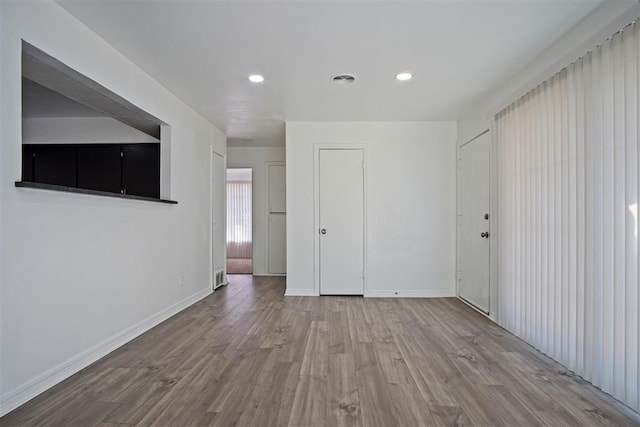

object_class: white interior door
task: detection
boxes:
[268,213,286,274]
[458,132,491,312]
[319,149,364,295]
[267,163,286,274]
[213,151,225,284]
[267,164,286,213]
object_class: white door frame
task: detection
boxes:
[456,128,497,319]
[488,120,499,321]
[313,144,368,296]
[212,149,227,290]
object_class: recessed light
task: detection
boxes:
[248,74,264,83]
[396,72,412,81]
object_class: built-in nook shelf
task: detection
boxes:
[15,181,178,205]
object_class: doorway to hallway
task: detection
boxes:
[226,168,253,274]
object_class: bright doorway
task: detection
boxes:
[226,168,253,274]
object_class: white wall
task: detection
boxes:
[22,116,159,144]
[0,0,225,415]
[227,146,285,275]
[285,122,457,297]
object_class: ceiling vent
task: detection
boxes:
[332,74,356,84]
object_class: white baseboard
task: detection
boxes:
[284,289,317,296]
[0,287,212,417]
[364,289,456,298]
[284,289,455,298]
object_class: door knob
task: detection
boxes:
[320,228,327,235]
[481,232,490,238]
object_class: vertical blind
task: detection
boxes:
[226,181,252,259]
[495,21,639,411]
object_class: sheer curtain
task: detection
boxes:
[226,181,252,259]
[495,21,639,411]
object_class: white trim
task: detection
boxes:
[284,289,318,296]
[0,287,212,417]
[210,149,214,290]
[159,124,172,200]
[365,290,456,298]
[212,149,226,289]
[488,119,499,321]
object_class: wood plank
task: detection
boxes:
[326,353,362,427]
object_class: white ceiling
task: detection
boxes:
[58,0,604,147]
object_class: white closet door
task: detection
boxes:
[268,213,287,274]
[319,149,364,295]
[267,163,286,274]
[268,164,286,213]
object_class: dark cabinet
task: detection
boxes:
[22,143,160,199]
[77,145,122,193]
[34,145,77,187]
[122,144,160,198]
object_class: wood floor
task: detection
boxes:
[3,276,639,426]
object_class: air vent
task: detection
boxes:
[332,74,356,84]
[214,270,224,289]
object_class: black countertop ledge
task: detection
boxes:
[15,181,178,205]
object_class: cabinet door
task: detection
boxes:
[268,213,286,274]
[267,164,286,213]
[122,144,160,198]
[77,145,121,193]
[33,145,77,187]
[22,145,35,182]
